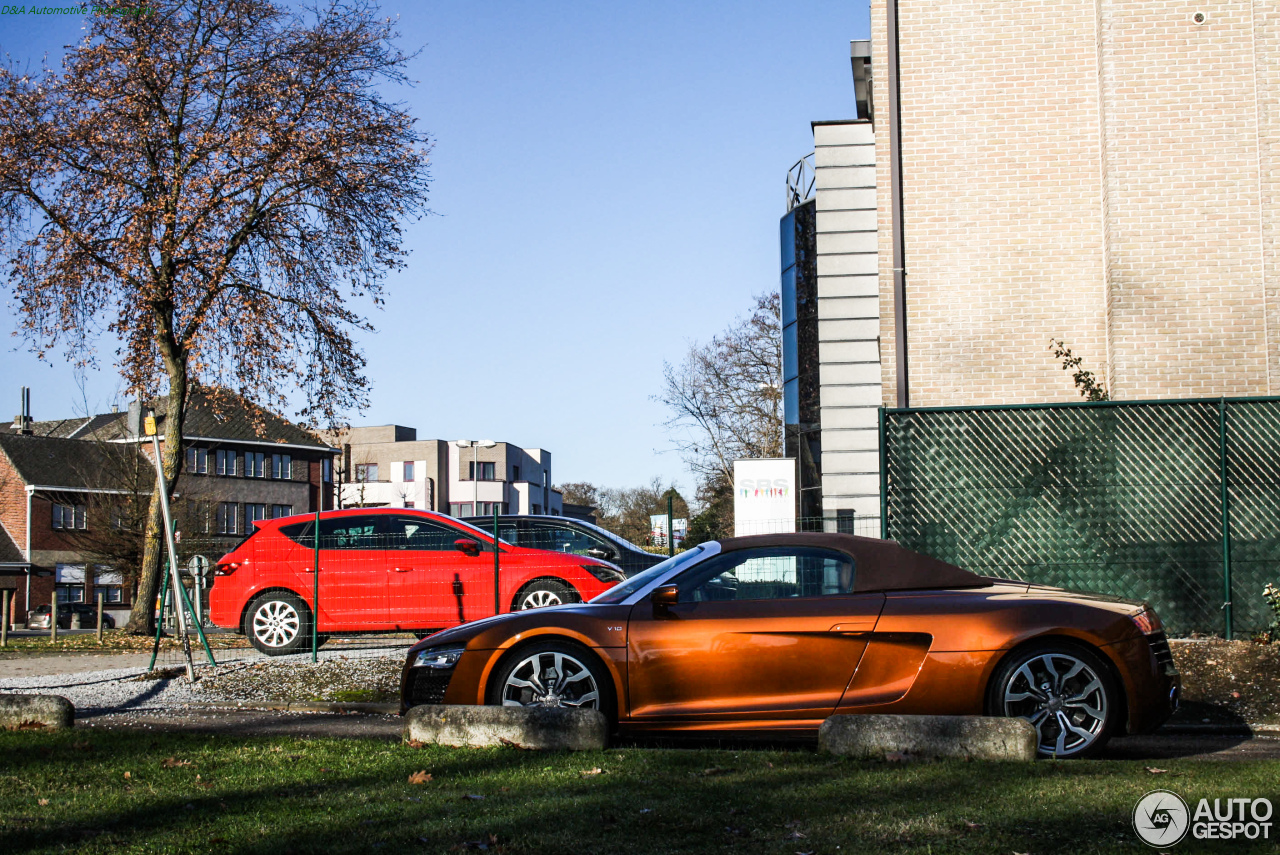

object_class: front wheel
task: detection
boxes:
[245,591,311,656]
[513,580,578,611]
[486,640,614,722]
[988,641,1119,758]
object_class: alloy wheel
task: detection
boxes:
[252,600,301,648]
[1002,651,1109,757]
[519,589,563,609]
[499,650,600,709]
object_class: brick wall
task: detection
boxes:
[871,0,1277,404]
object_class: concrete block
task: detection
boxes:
[820,714,1038,761]
[404,704,608,751]
[0,694,74,731]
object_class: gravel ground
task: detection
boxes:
[0,646,407,714]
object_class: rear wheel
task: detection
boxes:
[513,580,578,611]
[486,640,614,721]
[988,641,1118,758]
[245,591,311,656]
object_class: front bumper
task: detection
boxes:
[1112,630,1181,734]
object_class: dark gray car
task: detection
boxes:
[461,515,665,578]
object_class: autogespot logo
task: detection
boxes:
[1134,790,1190,847]
[1134,790,1275,847]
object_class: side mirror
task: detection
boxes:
[453,539,481,558]
[585,547,615,560]
[651,584,679,615]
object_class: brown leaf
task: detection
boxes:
[37,798,49,806]
[963,820,982,829]
[162,757,192,768]
[408,771,433,785]
[1145,767,1167,774]
[580,767,604,777]
[123,771,131,779]
[405,739,426,749]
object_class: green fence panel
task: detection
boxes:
[883,398,1280,638]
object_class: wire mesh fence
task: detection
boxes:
[882,397,1280,638]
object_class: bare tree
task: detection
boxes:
[658,292,784,484]
[0,0,432,632]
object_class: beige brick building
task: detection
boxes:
[870,0,1280,405]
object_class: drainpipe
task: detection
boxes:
[886,0,910,408]
[24,485,32,622]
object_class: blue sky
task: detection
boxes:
[0,1,870,499]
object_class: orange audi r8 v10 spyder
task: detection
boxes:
[401,533,1181,757]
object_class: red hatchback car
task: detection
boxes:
[208,508,625,655]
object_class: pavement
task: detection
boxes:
[3,647,1279,760]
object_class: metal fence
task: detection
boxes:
[881,397,1280,638]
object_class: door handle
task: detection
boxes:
[392,567,414,573]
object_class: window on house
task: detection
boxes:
[403,461,415,482]
[531,504,542,515]
[474,502,505,517]
[272,453,292,480]
[245,504,267,526]
[404,500,415,509]
[270,504,293,519]
[185,501,212,534]
[55,563,85,603]
[52,503,86,530]
[216,502,239,535]
[186,447,208,474]
[355,463,379,482]
[245,452,266,478]
[215,449,238,476]
[511,465,520,481]
[322,458,332,483]
[93,566,124,604]
[449,503,474,517]
[467,461,495,481]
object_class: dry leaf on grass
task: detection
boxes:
[405,739,426,749]
[963,820,982,829]
[37,798,49,806]
[580,767,604,777]
[408,771,433,785]
[123,772,131,780]
[1145,767,1167,774]
[162,757,193,768]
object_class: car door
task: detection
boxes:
[384,515,495,627]
[626,546,885,725]
[314,514,388,628]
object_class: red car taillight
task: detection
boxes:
[214,561,239,576]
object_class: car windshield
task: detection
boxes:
[588,546,706,604]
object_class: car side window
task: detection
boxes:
[525,522,609,557]
[385,516,476,551]
[674,547,855,603]
[316,516,383,550]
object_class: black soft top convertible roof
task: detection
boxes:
[716,533,990,593]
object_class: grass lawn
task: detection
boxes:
[2,731,1278,854]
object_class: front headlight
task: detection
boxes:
[1131,608,1162,635]
[580,563,625,584]
[412,645,466,669]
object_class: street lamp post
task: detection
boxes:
[454,439,497,516]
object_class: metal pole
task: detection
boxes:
[493,506,501,616]
[667,495,674,557]
[147,563,171,672]
[50,592,57,642]
[473,445,479,516]
[1,589,8,647]
[173,570,216,667]
[312,506,320,663]
[878,406,889,540]
[1218,398,1234,640]
[96,592,104,642]
[148,421,194,680]
[886,0,910,409]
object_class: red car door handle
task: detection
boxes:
[392,567,414,573]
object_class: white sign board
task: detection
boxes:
[733,458,797,537]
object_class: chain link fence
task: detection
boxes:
[882,397,1280,638]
